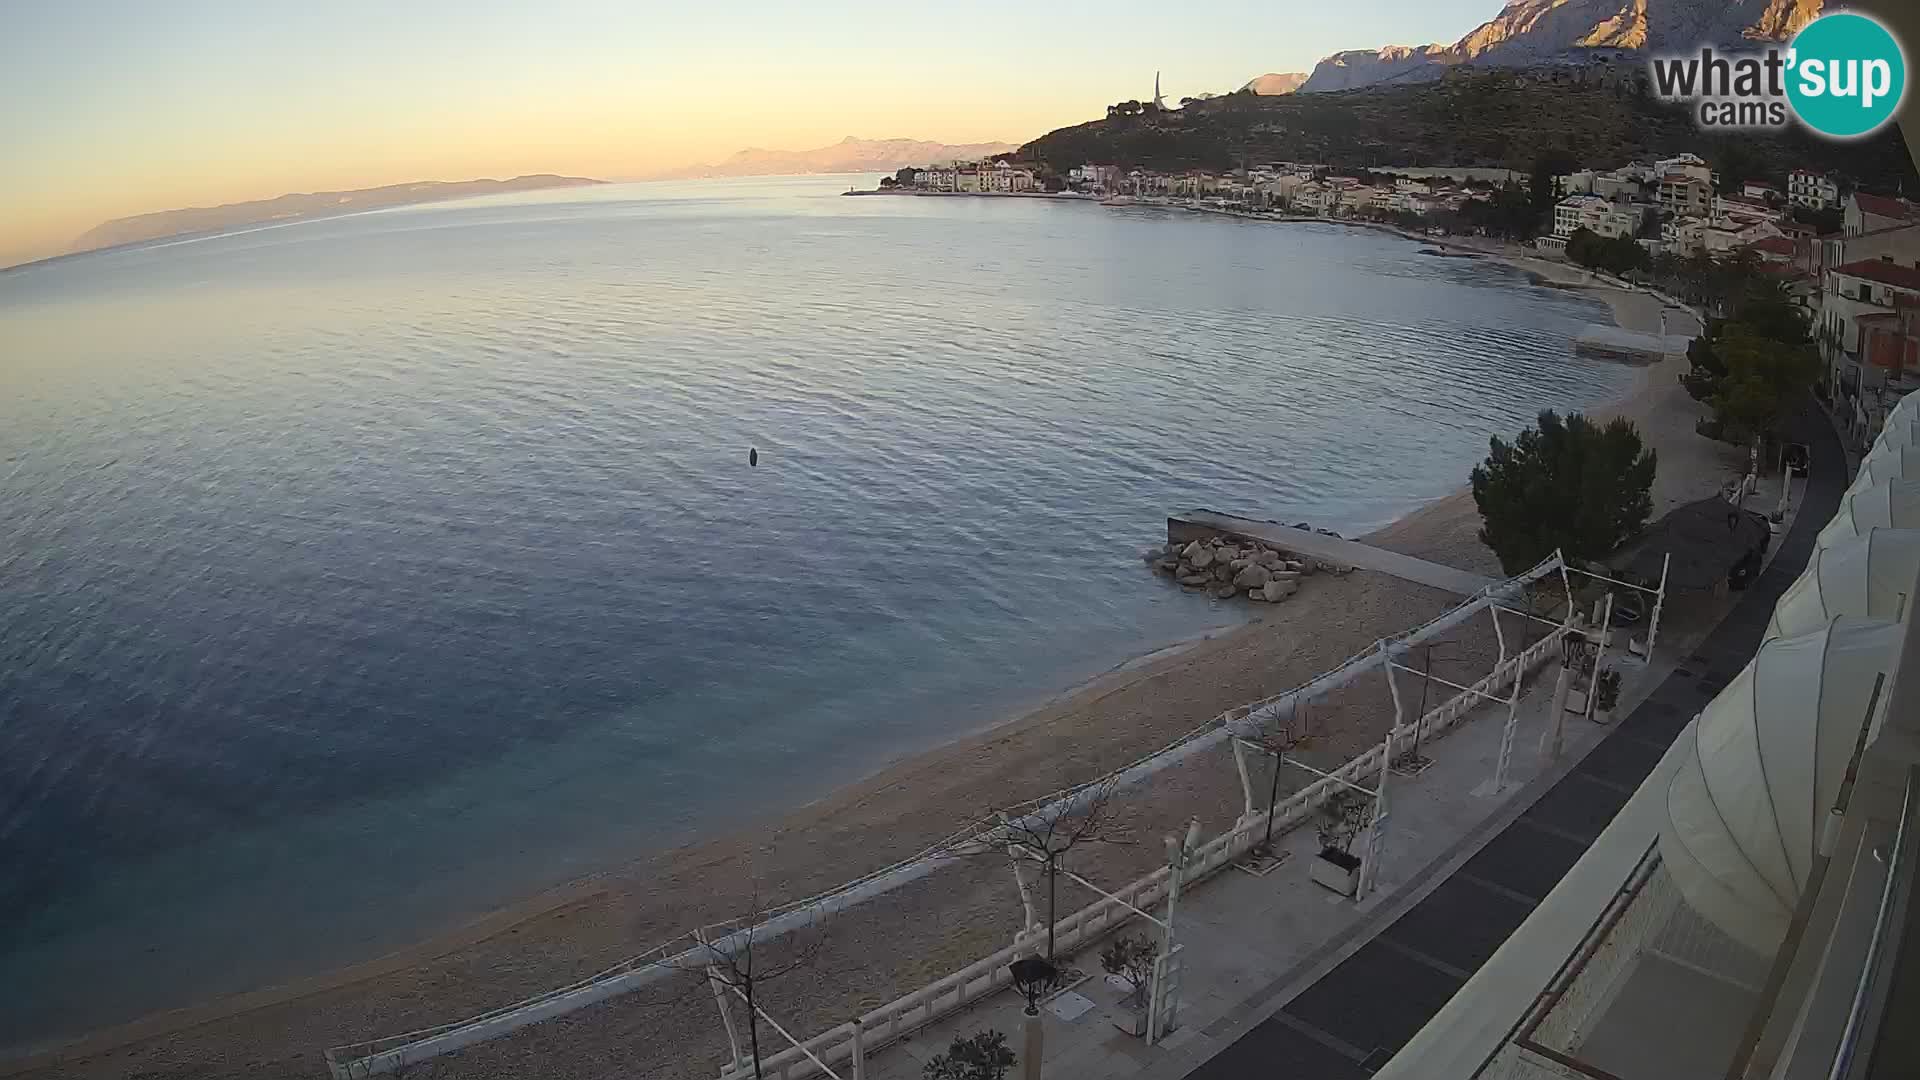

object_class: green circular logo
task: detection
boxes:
[1786,12,1907,139]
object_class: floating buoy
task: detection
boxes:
[749,447,758,467]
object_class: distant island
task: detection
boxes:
[72,174,604,254]
[647,136,1020,180]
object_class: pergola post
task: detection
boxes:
[849,1019,867,1080]
[1541,657,1572,762]
[1645,552,1671,665]
[1230,737,1258,822]
[1358,731,1393,898]
[1556,549,1573,618]
[1006,833,1039,938]
[696,929,745,1071]
[1588,593,1615,721]
[1381,639,1407,748]
[1493,676,1523,792]
[1490,602,1507,672]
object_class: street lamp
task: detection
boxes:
[1008,954,1060,1080]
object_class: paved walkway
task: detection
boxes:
[858,656,1617,1080]
[1171,511,1501,597]
[1174,400,1846,1078]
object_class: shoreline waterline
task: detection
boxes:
[4,217,1679,1074]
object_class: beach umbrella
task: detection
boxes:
[1816,478,1920,551]
[1659,617,1901,954]
[1767,528,1920,641]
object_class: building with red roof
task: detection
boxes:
[1846,192,1915,237]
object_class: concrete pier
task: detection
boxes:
[1168,509,1500,597]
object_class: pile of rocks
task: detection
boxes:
[1143,535,1348,602]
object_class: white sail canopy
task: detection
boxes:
[1767,529,1920,640]
[1875,414,1920,453]
[1815,478,1920,551]
[1885,391,1920,427]
[1849,443,1920,496]
[1659,618,1901,954]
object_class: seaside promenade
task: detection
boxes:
[844,403,1837,1080]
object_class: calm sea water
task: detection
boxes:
[0,176,1625,1046]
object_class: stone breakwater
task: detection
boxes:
[1142,528,1353,603]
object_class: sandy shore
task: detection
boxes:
[8,238,1740,1080]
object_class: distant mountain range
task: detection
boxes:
[73,175,602,253]
[1296,0,1822,92]
[647,136,1021,180]
[1240,73,1308,96]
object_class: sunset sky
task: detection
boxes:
[2,0,1503,267]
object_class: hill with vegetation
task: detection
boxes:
[1018,69,1916,192]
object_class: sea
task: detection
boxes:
[0,175,1628,1048]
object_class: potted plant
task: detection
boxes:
[1099,934,1159,1036]
[1594,667,1621,723]
[1309,789,1371,897]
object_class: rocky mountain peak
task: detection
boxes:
[1297,0,1824,93]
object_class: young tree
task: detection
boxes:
[1470,410,1658,575]
[1314,789,1372,856]
[945,775,1128,964]
[680,901,829,1080]
[925,1030,1017,1080]
[1099,934,1160,1009]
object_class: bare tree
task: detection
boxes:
[670,891,830,1080]
[1248,702,1317,857]
[945,773,1129,964]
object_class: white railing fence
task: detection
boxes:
[723,631,1565,1080]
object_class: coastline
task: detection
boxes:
[9,230,1718,1079]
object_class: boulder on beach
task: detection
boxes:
[1210,582,1238,599]
[1212,563,1233,582]
[1189,546,1216,570]
[1156,558,1179,573]
[1177,573,1209,588]
[1245,587,1268,601]
[1233,564,1271,589]
[1254,550,1280,566]
[1181,540,1205,560]
[1262,579,1298,603]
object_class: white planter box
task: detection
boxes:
[1309,849,1361,896]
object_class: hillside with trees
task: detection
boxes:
[1018,69,1915,193]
